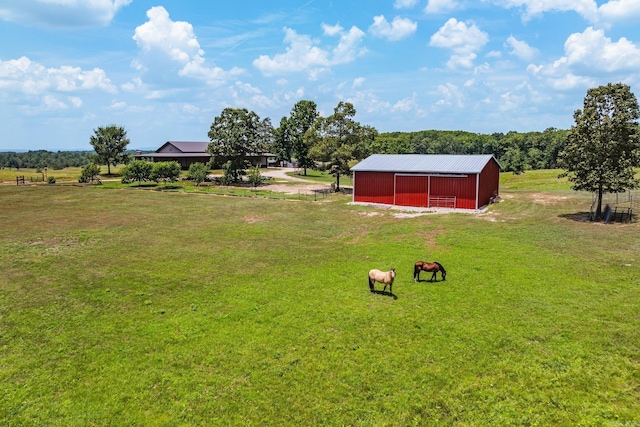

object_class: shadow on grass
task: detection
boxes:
[558,211,592,222]
[414,278,445,283]
[370,289,398,300]
[559,211,637,224]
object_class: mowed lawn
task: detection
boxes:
[0,173,639,426]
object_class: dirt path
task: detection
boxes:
[260,168,332,194]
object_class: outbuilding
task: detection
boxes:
[134,141,276,170]
[350,154,501,210]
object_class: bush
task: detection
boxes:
[78,163,101,184]
[151,161,181,186]
[121,160,153,185]
[247,165,262,189]
[47,176,56,184]
[187,162,209,186]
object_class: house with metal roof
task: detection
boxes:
[350,154,501,210]
[134,141,276,169]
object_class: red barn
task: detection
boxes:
[351,154,501,210]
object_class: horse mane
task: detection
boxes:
[434,261,446,273]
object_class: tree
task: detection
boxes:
[272,117,293,166]
[78,163,101,184]
[89,125,130,175]
[307,102,377,191]
[151,161,181,186]
[207,108,273,183]
[558,83,640,220]
[121,160,153,186]
[288,100,319,175]
[188,162,209,186]
[247,165,262,190]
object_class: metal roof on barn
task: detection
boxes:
[351,154,499,174]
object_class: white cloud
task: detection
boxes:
[429,18,489,69]
[369,15,417,41]
[0,56,117,95]
[68,96,83,108]
[322,23,344,36]
[394,0,420,8]
[133,7,242,86]
[110,100,127,110]
[229,81,277,109]
[599,0,640,22]
[42,95,68,111]
[393,93,420,112]
[528,27,639,90]
[563,27,640,72]
[121,77,147,93]
[425,0,459,14]
[0,0,131,27]
[253,25,366,77]
[133,7,204,63]
[353,77,366,88]
[490,0,599,22]
[505,36,539,61]
[435,83,465,108]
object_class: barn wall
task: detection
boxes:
[478,160,500,208]
[353,171,395,204]
[430,175,478,209]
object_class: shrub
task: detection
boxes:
[247,165,262,189]
[78,163,101,184]
[187,162,209,186]
[151,161,181,186]
[121,160,153,185]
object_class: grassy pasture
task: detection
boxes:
[1,170,639,426]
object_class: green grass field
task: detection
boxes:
[1,170,639,426]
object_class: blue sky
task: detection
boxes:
[1,0,639,151]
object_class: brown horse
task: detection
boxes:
[414,261,446,282]
[368,268,396,293]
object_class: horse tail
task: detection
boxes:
[413,263,418,278]
[368,274,374,291]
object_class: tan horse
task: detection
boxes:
[414,261,446,282]
[368,268,396,293]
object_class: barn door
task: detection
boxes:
[395,175,429,207]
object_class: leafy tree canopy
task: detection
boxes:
[89,125,130,175]
[307,102,377,190]
[207,108,273,183]
[558,82,640,220]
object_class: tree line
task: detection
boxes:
[0,150,95,170]
[0,116,568,177]
[371,128,568,173]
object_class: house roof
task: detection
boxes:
[157,141,209,153]
[134,141,277,159]
[350,154,500,174]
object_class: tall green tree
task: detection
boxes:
[272,116,293,166]
[307,102,377,191]
[207,108,273,183]
[89,125,130,175]
[289,100,319,175]
[558,83,640,220]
